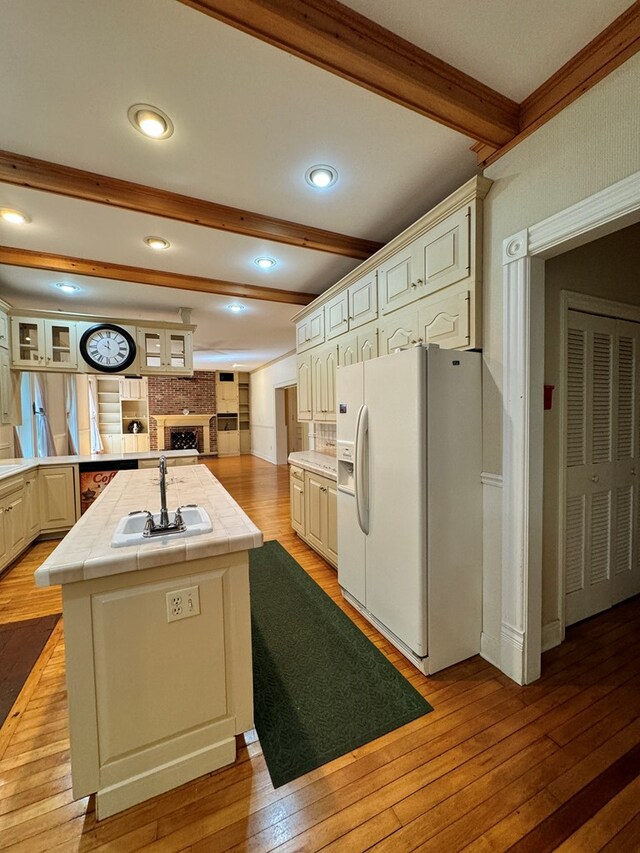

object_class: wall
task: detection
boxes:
[147,372,217,454]
[0,424,13,459]
[480,53,640,661]
[542,223,640,630]
[250,352,296,464]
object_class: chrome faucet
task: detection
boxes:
[158,455,170,528]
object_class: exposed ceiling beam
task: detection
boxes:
[0,151,381,261]
[177,0,520,148]
[476,1,640,166]
[0,246,316,306]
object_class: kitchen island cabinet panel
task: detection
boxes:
[39,465,77,532]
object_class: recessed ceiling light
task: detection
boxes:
[128,104,174,140]
[0,208,31,224]
[254,256,276,269]
[305,165,338,189]
[232,363,242,368]
[226,303,246,313]
[144,236,170,250]
[55,282,80,294]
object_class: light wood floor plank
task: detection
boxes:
[0,455,637,853]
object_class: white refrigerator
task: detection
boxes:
[336,345,482,675]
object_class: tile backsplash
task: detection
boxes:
[314,422,336,455]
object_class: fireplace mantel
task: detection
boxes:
[152,414,214,455]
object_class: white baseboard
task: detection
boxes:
[480,632,500,668]
[250,450,276,465]
[541,619,563,652]
[499,622,526,686]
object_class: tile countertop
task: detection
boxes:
[288,450,337,480]
[34,464,263,588]
[0,449,199,483]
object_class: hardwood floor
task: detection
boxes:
[0,455,639,851]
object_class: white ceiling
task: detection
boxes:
[0,0,633,370]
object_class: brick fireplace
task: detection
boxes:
[147,372,217,455]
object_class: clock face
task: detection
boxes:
[79,324,137,373]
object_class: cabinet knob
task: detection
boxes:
[591,475,600,483]
[416,278,424,285]
[411,282,417,289]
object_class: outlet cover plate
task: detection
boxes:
[166,585,200,623]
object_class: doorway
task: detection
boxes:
[274,384,306,465]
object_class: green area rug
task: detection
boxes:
[249,541,432,788]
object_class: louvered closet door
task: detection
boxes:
[565,311,640,626]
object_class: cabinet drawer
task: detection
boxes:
[290,465,304,482]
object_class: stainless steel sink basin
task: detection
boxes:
[111,506,212,548]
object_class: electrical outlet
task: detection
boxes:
[166,585,200,623]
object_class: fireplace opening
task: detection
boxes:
[170,429,198,450]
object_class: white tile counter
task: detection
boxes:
[0,449,198,484]
[35,464,262,587]
[288,450,337,480]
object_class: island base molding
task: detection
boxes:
[62,551,253,820]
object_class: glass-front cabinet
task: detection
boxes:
[11,318,78,370]
[137,328,192,375]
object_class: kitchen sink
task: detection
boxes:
[0,464,24,475]
[111,505,212,548]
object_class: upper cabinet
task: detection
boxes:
[11,317,78,370]
[7,311,195,376]
[137,328,192,376]
[326,272,378,340]
[291,176,491,422]
[296,307,325,353]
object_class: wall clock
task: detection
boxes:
[79,324,137,373]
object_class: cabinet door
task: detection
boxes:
[0,311,8,349]
[11,318,45,368]
[420,206,471,296]
[6,490,25,557]
[296,354,312,421]
[357,324,379,362]
[39,467,77,531]
[0,503,8,568]
[296,308,325,353]
[323,346,337,421]
[378,306,420,356]
[338,333,358,368]
[418,290,470,350]
[349,272,378,329]
[122,434,137,453]
[325,292,349,340]
[290,474,305,535]
[137,329,164,373]
[45,319,78,370]
[312,351,325,421]
[1,348,13,424]
[305,473,326,553]
[216,373,239,411]
[379,245,421,316]
[166,331,192,375]
[24,475,40,539]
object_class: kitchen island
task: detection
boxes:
[35,463,262,820]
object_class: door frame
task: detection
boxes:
[556,292,640,646]
[501,168,640,685]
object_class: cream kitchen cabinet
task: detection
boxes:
[289,465,305,536]
[378,305,422,356]
[0,477,25,570]
[311,344,337,422]
[24,470,40,541]
[337,322,379,367]
[378,290,471,355]
[296,353,313,421]
[325,272,378,340]
[296,307,325,354]
[303,471,337,567]
[1,348,14,425]
[216,372,239,411]
[121,378,147,399]
[138,328,192,375]
[11,317,78,370]
[289,466,337,567]
[39,465,77,533]
[379,205,471,317]
[0,306,8,350]
[122,434,150,453]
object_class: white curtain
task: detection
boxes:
[64,375,79,455]
[34,373,56,457]
[88,378,103,453]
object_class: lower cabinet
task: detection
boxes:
[39,466,78,533]
[0,477,26,569]
[289,465,337,567]
[24,471,40,540]
[217,431,240,456]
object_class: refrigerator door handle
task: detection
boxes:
[355,404,369,534]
